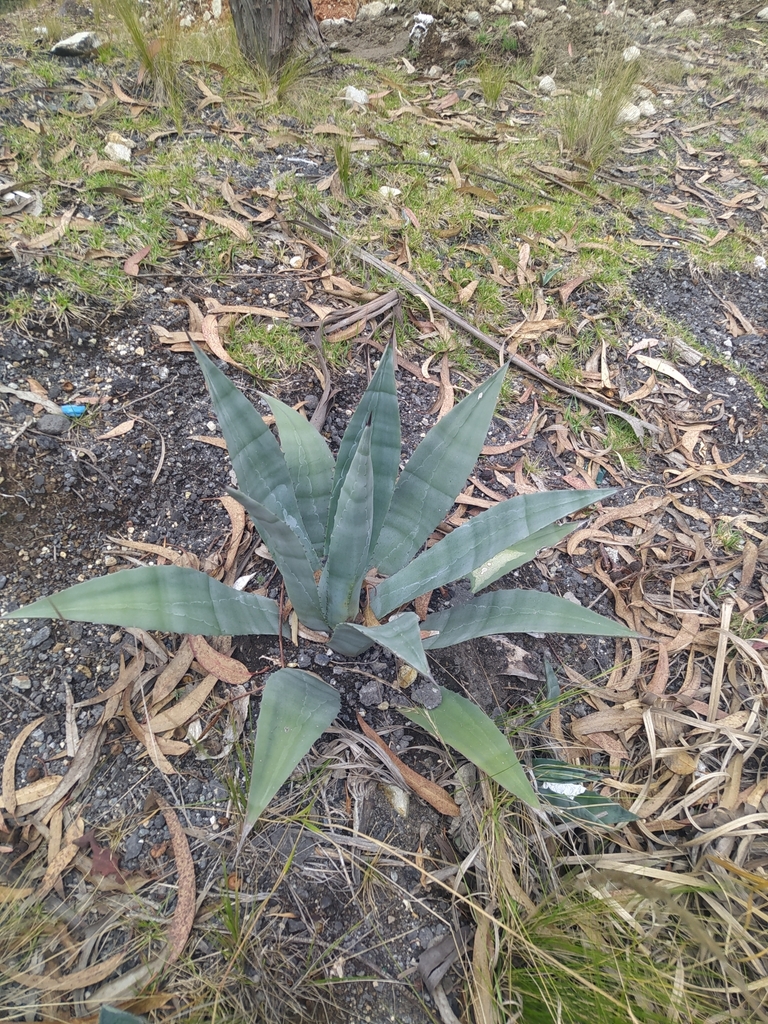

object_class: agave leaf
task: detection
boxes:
[401,687,539,807]
[243,669,340,837]
[421,590,636,649]
[372,489,610,617]
[372,363,508,577]
[193,345,312,549]
[468,521,578,593]
[327,342,399,556]
[3,566,283,636]
[228,488,326,632]
[320,423,374,628]
[98,1008,147,1024]
[261,394,334,557]
[329,612,432,678]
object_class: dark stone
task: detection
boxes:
[36,414,70,435]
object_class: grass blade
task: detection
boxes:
[421,590,636,649]
[261,393,334,557]
[401,687,539,807]
[244,669,340,835]
[327,342,399,556]
[330,612,432,677]
[228,488,326,631]
[4,566,283,636]
[372,489,610,617]
[320,423,373,627]
[372,364,508,577]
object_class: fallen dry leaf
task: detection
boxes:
[147,791,196,965]
[147,673,218,733]
[2,715,46,817]
[201,313,243,367]
[177,202,250,242]
[188,634,252,685]
[635,354,699,393]
[123,245,150,276]
[97,418,135,440]
[357,712,460,816]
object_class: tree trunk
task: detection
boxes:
[229,0,327,74]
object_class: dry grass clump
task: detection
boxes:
[555,56,642,170]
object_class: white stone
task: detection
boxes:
[379,186,402,197]
[623,44,641,61]
[409,12,434,45]
[635,85,652,100]
[616,102,641,124]
[755,255,767,270]
[673,8,697,26]
[538,74,556,95]
[757,6,768,19]
[358,1,386,18]
[513,20,528,29]
[342,85,369,105]
[529,6,549,19]
[637,99,655,117]
[465,10,482,26]
[211,0,222,18]
[179,14,193,27]
[104,142,131,162]
[427,64,443,77]
[50,31,101,56]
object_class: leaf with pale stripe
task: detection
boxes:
[4,566,283,636]
[372,363,508,577]
[372,489,610,617]
[193,345,311,548]
[421,590,636,649]
[327,343,399,556]
[320,423,374,628]
[243,669,340,839]
[401,687,539,807]
[262,394,334,557]
[228,488,326,631]
[330,613,431,677]
[469,521,578,593]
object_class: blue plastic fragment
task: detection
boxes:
[61,404,87,417]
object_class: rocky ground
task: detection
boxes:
[0,0,767,1021]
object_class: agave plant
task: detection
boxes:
[5,343,633,839]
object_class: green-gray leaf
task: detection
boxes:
[320,423,374,628]
[228,488,326,632]
[193,345,311,546]
[402,687,539,807]
[330,612,432,678]
[372,363,508,577]
[372,489,611,617]
[99,1008,147,1024]
[262,394,334,557]
[243,669,340,838]
[327,342,399,556]
[421,590,636,649]
[4,566,283,637]
[468,521,577,593]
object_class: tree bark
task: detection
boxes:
[229,0,327,74]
